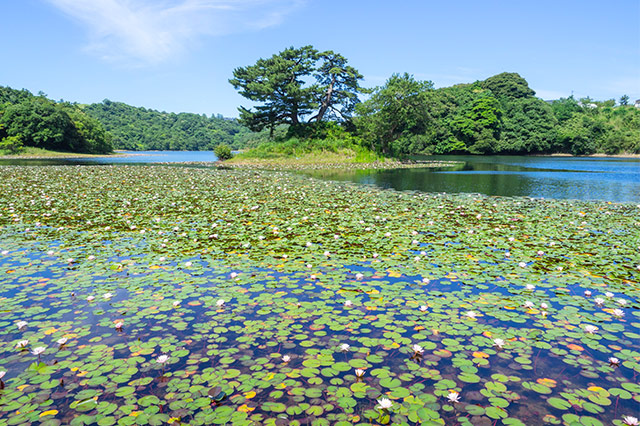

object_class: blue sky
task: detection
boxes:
[2,0,639,117]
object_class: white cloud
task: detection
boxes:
[45,0,305,65]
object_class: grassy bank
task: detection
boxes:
[0,146,117,159]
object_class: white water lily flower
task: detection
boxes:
[0,370,5,379]
[419,305,428,312]
[623,416,639,426]
[447,391,461,403]
[523,301,535,309]
[612,308,624,318]
[422,277,430,284]
[464,311,477,319]
[617,299,627,306]
[87,255,96,261]
[172,300,181,307]
[115,321,124,329]
[537,250,544,256]
[355,273,364,280]
[412,344,424,354]
[540,303,548,310]
[184,261,192,267]
[344,300,353,307]
[340,343,350,351]
[594,297,605,306]
[354,368,365,378]
[87,295,95,302]
[57,337,68,345]
[16,321,27,329]
[518,262,527,268]
[305,242,312,247]
[282,355,291,363]
[493,338,505,349]
[31,347,46,356]
[584,325,598,334]
[584,290,592,297]
[605,292,614,298]
[324,251,330,257]
[216,299,225,307]
[609,357,620,365]
[103,293,113,299]
[16,340,28,349]
[230,272,238,279]
[157,354,169,364]
[525,284,535,290]
[377,398,393,410]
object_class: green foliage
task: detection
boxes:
[0,134,24,153]
[0,86,112,154]
[83,100,249,151]
[355,73,639,156]
[214,143,232,161]
[230,46,364,133]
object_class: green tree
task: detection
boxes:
[229,46,364,135]
[481,72,536,100]
[619,95,629,106]
[355,73,434,155]
[214,143,232,160]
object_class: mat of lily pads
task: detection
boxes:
[0,165,638,426]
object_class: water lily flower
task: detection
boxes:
[282,355,290,363]
[419,305,428,312]
[609,357,620,365]
[184,261,192,267]
[157,354,169,364]
[306,242,312,247]
[464,311,477,319]
[605,292,614,298]
[354,368,365,378]
[594,297,604,306]
[230,272,238,279]
[103,293,113,299]
[584,290,592,297]
[447,391,461,403]
[355,273,364,280]
[617,299,627,306]
[115,321,124,330]
[16,340,28,349]
[613,308,624,317]
[31,347,46,356]
[172,300,181,307]
[422,278,430,284]
[584,325,598,334]
[216,299,225,307]
[1,250,9,255]
[0,370,5,379]
[523,301,535,309]
[623,416,639,426]
[16,321,27,329]
[493,338,505,349]
[340,343,350,351]
[57,337,68,345]
[518,262,527,268]
[324,251,330,257]
[376,398,393,410]
[87,255,96,261]
[525,284,535,290]
[412,344,424,355]
[47,250,54,255]
[537,250,544,256]
[87,295,95,302]
[344,300,353,307]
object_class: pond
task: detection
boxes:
[0,160,638,425]
[303,155,640,204]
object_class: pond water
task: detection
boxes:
[2,152,637,203]
[303,155,640,204]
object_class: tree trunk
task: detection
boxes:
[315,76,336,122]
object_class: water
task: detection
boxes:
[1,152,638,203]
[304,155,640,203]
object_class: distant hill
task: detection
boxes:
[0,86,112,154]
[83,100,252,151]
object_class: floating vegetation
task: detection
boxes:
[0,165,638,425]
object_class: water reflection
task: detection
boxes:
[305,155,640,203]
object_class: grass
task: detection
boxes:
[0,146,117,158]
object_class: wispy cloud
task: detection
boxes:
[45,0,305,65]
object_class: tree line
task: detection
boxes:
[0,86,113,154]
[83,101,251,151]
[231,46,640,156]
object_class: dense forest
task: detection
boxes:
[83,101,251,151]
[354,72,640,156]
[0,86,113,154]
[231,46,640,157]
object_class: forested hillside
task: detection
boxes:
[84,100,251,151]
[355,72,640,156]
[0,86,112,154]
